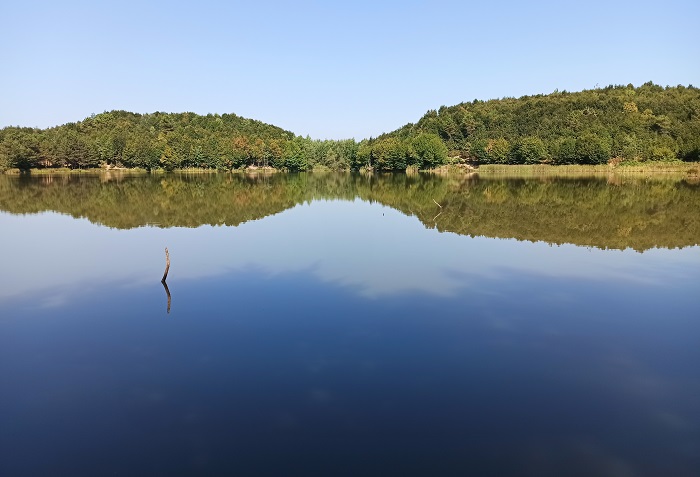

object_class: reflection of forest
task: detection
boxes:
[1,172,698,251]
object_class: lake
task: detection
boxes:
[1,172,699,477]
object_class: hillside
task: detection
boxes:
[1,82,699,173]
[0,110,296,172]
[381,82,700,166]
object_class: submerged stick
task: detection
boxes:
[161,247,170,283]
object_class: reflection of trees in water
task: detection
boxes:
[1,172,699,251]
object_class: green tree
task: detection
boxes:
[513,136,548,164]
[282,136,309,171]
[409,133,448,169]
[485,138,511,164]
[0,130,40,171]
[649,145,677,162]
[553,137,578,164]
[575,133,611,164]
[353,140,373,170]
[372,137,407,171]
[159,145,177,171]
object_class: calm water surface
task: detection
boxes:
[1,173,699,477]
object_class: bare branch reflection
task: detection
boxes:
[161,280,171,314]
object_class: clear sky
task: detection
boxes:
[1,0,698,139]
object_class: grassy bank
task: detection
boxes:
[1,166,281,176]
[2,167,152,175]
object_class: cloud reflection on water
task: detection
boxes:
[1,200,699,304]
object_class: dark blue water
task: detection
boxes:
[1,198,699,477]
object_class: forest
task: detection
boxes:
[1,82,698,173]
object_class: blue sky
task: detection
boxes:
[1,0,698,139]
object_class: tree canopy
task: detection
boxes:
[1,83,698,173]
[387,82,700,165]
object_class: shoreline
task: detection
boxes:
[3,162,699,179]
[441,162,700,179]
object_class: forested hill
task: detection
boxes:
[0,111,297,171]
[383,82,700,166]
[1,82,699,173]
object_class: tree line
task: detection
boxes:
[1,82,698,173]
[388,82,700,165]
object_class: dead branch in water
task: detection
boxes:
[161,247,170,283]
